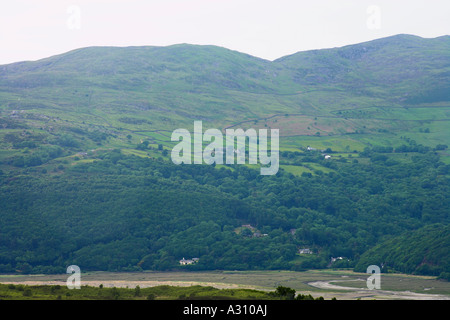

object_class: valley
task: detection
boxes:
[0,34,448,289]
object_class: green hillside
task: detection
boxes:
[355,224,450,279]
[0,34,448,278]
[0,34,449,159]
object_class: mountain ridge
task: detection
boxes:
[1,33,449,68]
[0,33,449,152]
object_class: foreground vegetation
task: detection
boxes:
[0,283,324,300]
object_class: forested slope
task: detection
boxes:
[355,224,450,279]
[0,148,448,277]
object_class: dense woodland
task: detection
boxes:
[0,144,448,279]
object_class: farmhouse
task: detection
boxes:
[252,232,268,238]
[179,257,199,265]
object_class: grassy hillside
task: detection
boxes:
[0,34,449,167]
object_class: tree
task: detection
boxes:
[434,144,448,151]
[23,288,32,297]
[240,228,253,237]
[134,285,141,297]
[136,143,147,150]
[273,286,296,300]
[111,287,120,300]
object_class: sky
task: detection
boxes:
[0,0,449,64]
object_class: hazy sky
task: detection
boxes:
[1,0,449,64]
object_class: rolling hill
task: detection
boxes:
[0,34,449,153]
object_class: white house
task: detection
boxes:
[179,258,194,265]
[179,257,199,265]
